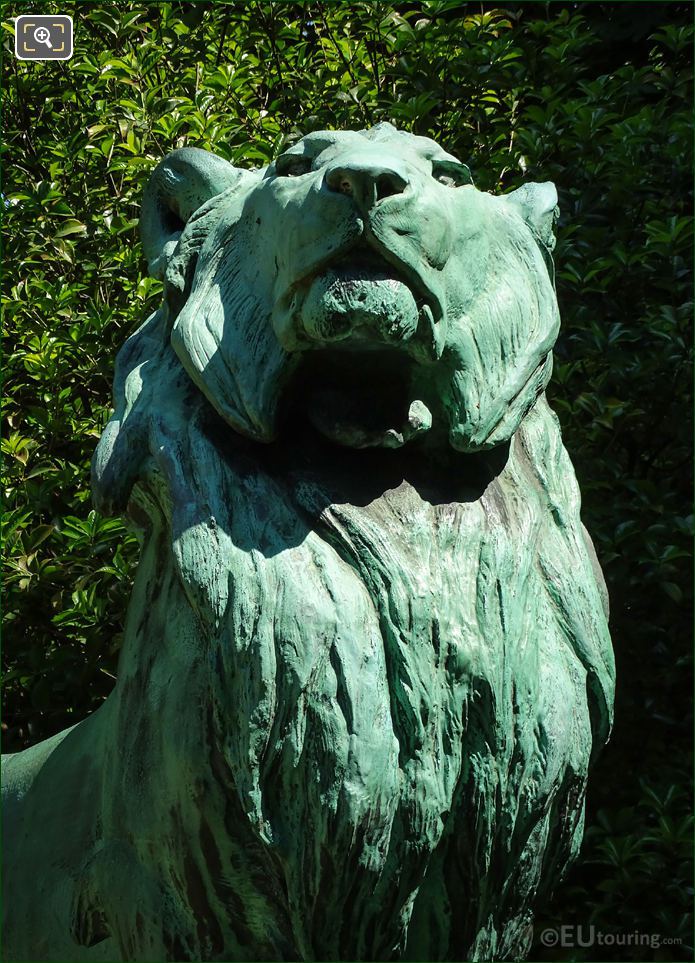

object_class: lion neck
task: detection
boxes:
[119,399,549,788]
[96,396,603,961]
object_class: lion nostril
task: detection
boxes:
[376,173,405,201]
[326,165,408,208]
[326,169,355,196]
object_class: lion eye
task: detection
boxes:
[431,161,472,188]
[275,154,313,178]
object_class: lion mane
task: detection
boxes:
[3,123,614,963]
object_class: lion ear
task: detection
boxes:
[140,148,245,279]
[505,182,559,254]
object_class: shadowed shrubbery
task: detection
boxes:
[2,2,692,958]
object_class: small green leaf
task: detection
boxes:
[54,221,87,238]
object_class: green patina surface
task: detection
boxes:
[2,123,615,963]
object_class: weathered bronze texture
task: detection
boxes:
[3,123,615,962]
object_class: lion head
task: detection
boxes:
[83,124,613,962]
[139,122,559,450]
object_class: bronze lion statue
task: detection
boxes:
[3,122,615,962]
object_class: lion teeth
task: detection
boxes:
[308,397,433,450]
[406,400,432,434]
[380,402,432,447]
[410,303,445,363]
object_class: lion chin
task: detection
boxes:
[2,123,614,963]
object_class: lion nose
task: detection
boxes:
[325,161,408,211]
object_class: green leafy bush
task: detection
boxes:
[2,2,692,958]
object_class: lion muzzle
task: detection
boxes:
[324,155,410,211]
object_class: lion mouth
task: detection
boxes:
[275,245,446,362]
[288,345,433,449]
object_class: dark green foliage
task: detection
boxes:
[2,2,692,959]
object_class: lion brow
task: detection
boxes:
[289,131,345,155]
[285,128,466,173]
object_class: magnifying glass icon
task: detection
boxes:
[33,26,52,48]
